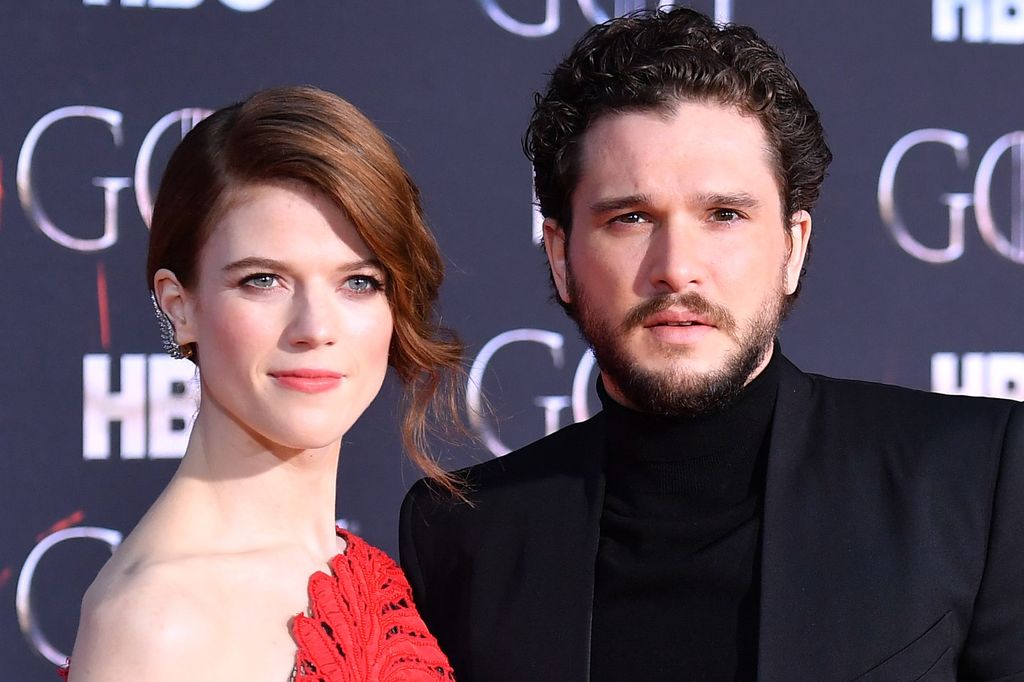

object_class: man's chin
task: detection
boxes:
[598,341,773,416]
[606,370,736,416]
[629,345,734,377]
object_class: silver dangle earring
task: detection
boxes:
[150,292,192,360]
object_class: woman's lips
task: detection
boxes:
[270,370,343,394]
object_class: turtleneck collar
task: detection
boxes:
[599,344,781,509]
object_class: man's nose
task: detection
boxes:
[645,221,709,293]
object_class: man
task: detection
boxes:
[400,8,1024,681]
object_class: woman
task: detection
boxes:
[65,86,459,681]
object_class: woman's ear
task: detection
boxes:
[153,268,195,347]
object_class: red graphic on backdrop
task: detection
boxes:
[36,510,86,542]
[97,262,111,350]
[0,566,12,591]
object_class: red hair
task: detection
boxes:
[147,86,463,492]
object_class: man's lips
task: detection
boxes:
[620,293,735,336]
[642,310,716,328]
[270,369,343,394]
[638,308,719,345]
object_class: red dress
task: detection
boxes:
[290,530,454,681]
[59,529,454,681]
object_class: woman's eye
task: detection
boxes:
[242,273,278,289]
[344,275,383,294]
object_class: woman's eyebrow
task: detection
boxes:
[222,256,289,273]
[222,256,384,273]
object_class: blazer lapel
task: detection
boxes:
[757,355,819,682]
[486,414,606,682]
[565,414,606,682]
[557,414,606,682]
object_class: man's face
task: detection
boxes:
[543,101,811,415]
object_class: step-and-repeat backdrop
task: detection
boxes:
[2,1,1022,676]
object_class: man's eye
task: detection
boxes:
[344,275,384,294]
[613,212,649,224]
[711,209,742,222]
[242,273,278,289]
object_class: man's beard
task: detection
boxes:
[567,275,786,417]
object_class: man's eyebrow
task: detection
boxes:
[696,191,761,209]
[588,192,763,214]
[222,257,383,273]
[588,194,651,214]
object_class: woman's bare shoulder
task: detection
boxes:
[68,556,225,681]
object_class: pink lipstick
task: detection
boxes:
[270,369,343,394]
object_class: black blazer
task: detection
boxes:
[401,356,1024,681]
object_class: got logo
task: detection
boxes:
[878,129,1024,265]
[83,0,275,10]
[17,106,212,252]
[478,0,732,38]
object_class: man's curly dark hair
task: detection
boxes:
[525,7,832,235]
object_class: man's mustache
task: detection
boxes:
[620,292,736,334]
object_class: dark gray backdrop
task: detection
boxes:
[2,1,1022,677]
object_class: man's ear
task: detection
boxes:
[542,218,571,304]
[784,210,812,296]
[153,268,196,346]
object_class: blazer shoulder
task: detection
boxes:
[462,412,604,486]
[795,366,1023,446]
[404,412,604,517]
[795,358,1016,412]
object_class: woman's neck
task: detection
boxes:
[161,402,344,562]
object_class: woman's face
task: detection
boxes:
[170,180,394,452]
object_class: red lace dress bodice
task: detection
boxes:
[290,529,454,681]
[59,529,453,681]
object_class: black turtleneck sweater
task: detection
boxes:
[590,351,780,681]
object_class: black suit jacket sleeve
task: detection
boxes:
[960,403,1024,680]
[399,416,607,682]
[400,479,465,669]
[399,486,426,606]
[400,481,440,631]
